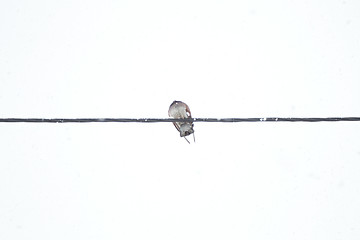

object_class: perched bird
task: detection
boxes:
[168,101,195,143]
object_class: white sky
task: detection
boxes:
[1,0,360,239]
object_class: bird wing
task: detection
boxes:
[172,122,181,132]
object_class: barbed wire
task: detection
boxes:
[0,117,359,123]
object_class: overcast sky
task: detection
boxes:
[1,1,360,239]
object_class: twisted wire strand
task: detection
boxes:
[0,117,359,123]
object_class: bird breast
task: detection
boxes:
[168,103,189,118]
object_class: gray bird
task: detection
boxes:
[168,101,195,143]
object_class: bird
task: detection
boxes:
[168,101,195,143]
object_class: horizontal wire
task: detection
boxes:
[0,117,359,123]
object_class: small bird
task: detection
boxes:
[168,100,195,143]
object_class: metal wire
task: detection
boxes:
[0,117,359,123]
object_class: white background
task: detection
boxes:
[1,1,360,239]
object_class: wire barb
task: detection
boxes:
[0,117,359,123]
